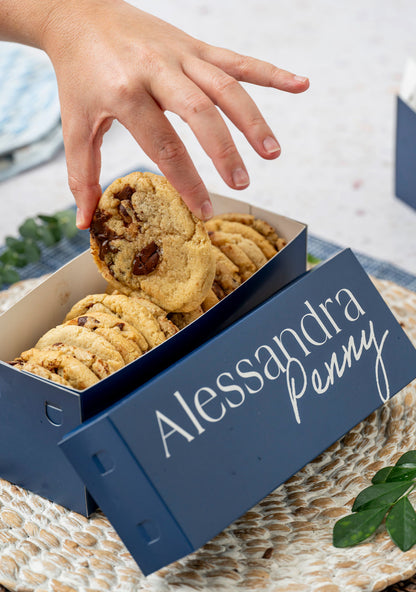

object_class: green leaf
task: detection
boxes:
[56,209,78,239]
[36,225,58,247]
[7,238,28,254]
[333,506,389,547]
[372,467,395,484]
[35,214,63,243]
[13,253,29,268]
[0,208,79,284]
[18,218,39,240]
[1,266,20,285]
[352,481,414,512]
[385,466,416,483]
[372,465,416,484]
[307,253,321,265]
[396,451,416,468]
[22,239,41,263]
[38,214,58,224]
[386,496,416,551]
[49,223,62,242]
[0,249,20,266]
[61,221,79,239]
[5,236,22,250]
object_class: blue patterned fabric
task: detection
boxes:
[307,235,416,292]
[0,42,62,181]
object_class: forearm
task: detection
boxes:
[0,0,59,48]
[0,0,309,228]
[0,0,121,55]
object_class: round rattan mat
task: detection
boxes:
[0,276,416,592]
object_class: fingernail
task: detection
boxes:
[294,75,308,83]
[232,167,250,188]
[263,136,281,155]
[200,200,213,221]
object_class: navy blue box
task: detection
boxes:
[395,96,416,209]
[0,193,306,516]
[59,248,416,575]
[2,187,415,576]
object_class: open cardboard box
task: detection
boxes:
[0,192,307,516]
[1,190,416,576]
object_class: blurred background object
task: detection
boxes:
[0,42,62,182]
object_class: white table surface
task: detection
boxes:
[1,0,416,274]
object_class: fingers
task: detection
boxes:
[118,93,213,220]
[62,116,111,229]
[149,70,251,191]
[60,40,309,228]
[183,57,281,160]
[200,45,309,94]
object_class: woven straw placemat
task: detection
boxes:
[0,276,416,592]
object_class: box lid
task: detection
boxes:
[395,96,416,208]
[59,249,416,575]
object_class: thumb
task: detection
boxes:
[62,117,111,229]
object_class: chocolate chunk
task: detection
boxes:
[116,322,125,330]
[114,186,135,201]
[90,209,111,240]
[118,202,133,225]
[132,241,160,275]
[90,209,122,260]
[77,316,101,331]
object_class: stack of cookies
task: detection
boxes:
[10,172,286,389]
[169,212,287,328]
[11,293,179,390]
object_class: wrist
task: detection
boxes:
[0,0,123,56]
[0,0,62,49]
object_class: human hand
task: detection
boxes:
[41,0,309,228]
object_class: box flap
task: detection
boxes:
[59,249,416,575]
[396,96,416,208]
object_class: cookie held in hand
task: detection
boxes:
[90,172,216,313]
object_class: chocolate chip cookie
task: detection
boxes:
[209,213,287,251]
[43,342,112,380]
[65,311,143,364]
[169,307,204,330]
[211,245,241,295]
[35,324,125,374]
[65,293,167,349]
[90,172,216,312]
[15,348,99,390]
[127,295,179,339]
[208,231,257,281]
[205,218,278,259]
[10,359,71,386]
[209,230,270,280]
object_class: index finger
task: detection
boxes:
[118,92,214,220]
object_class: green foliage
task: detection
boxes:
[333,451,416,551]
[0,208,78,288]
[307,253,321,265]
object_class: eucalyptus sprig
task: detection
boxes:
[307,253,321,265]
[0,208,78,288]
[333,451,416,552]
